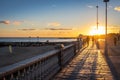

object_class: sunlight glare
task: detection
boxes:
[89,26,105,35]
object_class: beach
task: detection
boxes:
[0,45,55,68]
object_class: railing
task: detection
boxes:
[0,41,82,80]
[0,42,75,47]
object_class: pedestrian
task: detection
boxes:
[114,37,117,46]
[92,36,94,46]
[86,36,90,46]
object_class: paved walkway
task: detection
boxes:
[53,42,115,80]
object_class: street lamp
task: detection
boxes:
[103,0,109,55]
[103,0,109,2]
[96,6,99,30]
[96,5,99,48]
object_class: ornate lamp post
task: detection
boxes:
[103,0,109,55]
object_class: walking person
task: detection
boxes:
[86,36,90,47]
[92,36,94,46]
[114,37,117,46]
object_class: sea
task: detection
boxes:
[0,37,77,42]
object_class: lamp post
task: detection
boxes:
[103,0,109,55]
[96,5,99,48]
[96,6,99,30]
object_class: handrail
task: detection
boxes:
[0,49,60,76]
[0,43,77,80]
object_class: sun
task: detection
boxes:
[89,26,105,35]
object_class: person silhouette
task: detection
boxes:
[92,36,94,46]
[86,36,90,46]
[114,37,117,46]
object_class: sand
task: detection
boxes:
[0,45,55,68]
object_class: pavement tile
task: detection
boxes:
[53,44,114,80]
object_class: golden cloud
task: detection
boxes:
[48,22,61,27]
[0,20,10,24]
[45,28,72,30]
[114,6,120,12]
[18,28,36,31]
[0,20,24,25]
[13,21,21,25]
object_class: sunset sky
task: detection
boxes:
[0,0,120,37]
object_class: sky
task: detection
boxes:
[0,0,120,37]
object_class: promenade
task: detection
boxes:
[53,41,115,80]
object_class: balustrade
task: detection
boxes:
[0,41,83,80]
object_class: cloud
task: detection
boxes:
[45,28,72,30]
[108,6,113,8]
[114,6,120,12]
[59,32,70,34]
[109,25,120,27]
[18,28,36,31]
[0,20,24,25]
[109,25,120,29]
[87,5,93,8]
[13,21,22,25]
[0,20,10,24]
[48,22,61,27]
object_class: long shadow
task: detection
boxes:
[104,50,120,80]
[66,45,98,80]
[67,48,90,79]
[97,41,119,80]
[89,50,97,80]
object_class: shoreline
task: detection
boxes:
[0,42,75,47]
[0,45,56,68]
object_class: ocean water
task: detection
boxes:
[0,37,76,42]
